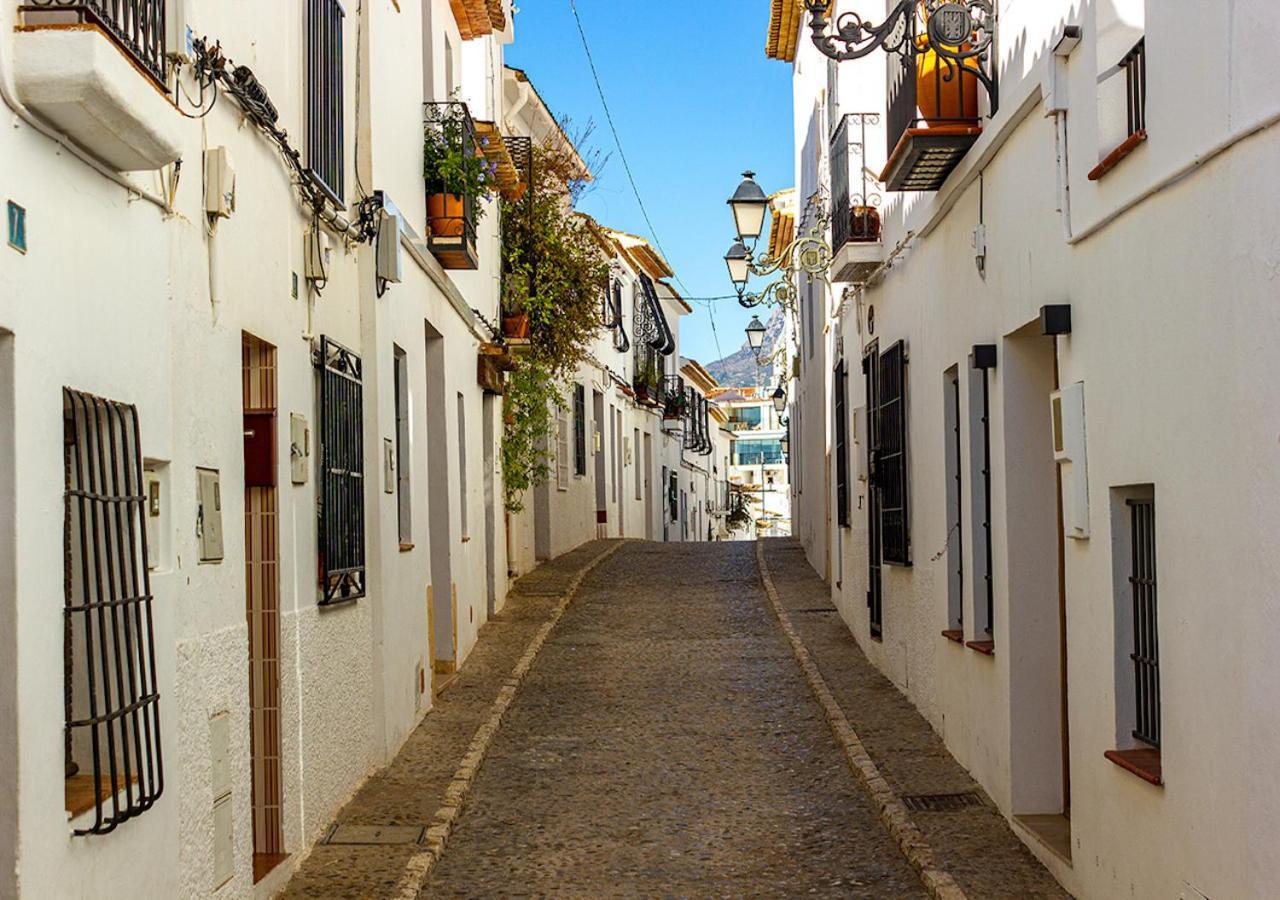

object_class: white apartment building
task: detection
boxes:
[770,0,1280,897]
[714,387,792,539]
[0,0,535,895]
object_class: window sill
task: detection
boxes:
[1088,130,1148,181]
[66,773,136,818]
[966,639,995,656]
[942,629,965,644]
[399,542,414,552]
[1104,748,1163,786]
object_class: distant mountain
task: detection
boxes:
[706,307,785,388]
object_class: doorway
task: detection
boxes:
[1003,322,1069,822]
[241,334,285,880]
[483,393,498,618]
[424,323,456,682]
[862,341,882,637]
[643,432,653,540]
[593,391,607,537]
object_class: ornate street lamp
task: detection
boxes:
[724,240,751,289]
[771,384,787,415]
[745,316,767,352]
[727,171,770,243]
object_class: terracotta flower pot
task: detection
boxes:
[851,206,882,242]
[502,313,530,339]
[915,33,979,125]
[427,193,465,237]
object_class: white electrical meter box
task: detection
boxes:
[290,413,310,484]
[376,211,403,284]
[304,229,331,282]
[196,468,225,562]
[204,147,236,218]
[1050,381,1090,539]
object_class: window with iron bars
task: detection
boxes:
[63,388,164,835]
[573,384,587,477]
[834,360,850,528]
[876,341,911,566]
[316,337,365,604]
[1127,497,1160,748]
[1122,38,1147,138]
[307,0,346,204]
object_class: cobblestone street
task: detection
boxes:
[284,540,1064,898]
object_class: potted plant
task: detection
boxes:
[634,359,659,403]
[914,3,979,126]
[424,102,495,237]
[851,205,882,242]
[663,390,688,420]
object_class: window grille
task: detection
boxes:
[862,343,883,636]
[316,337,365,604]
[834,360,850,528]
[1122,38,1147,138]
[668,471,678,523]
[972,350,995,635]
[307,0,346,203]
[573,385,587,477]
[63,388,164,835]
[1128,498,1160,747]
[556,407,570,490]
[876,341,911,566]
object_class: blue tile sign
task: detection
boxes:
[7,201,25,253]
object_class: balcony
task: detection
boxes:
[830,113,884,284]
[661,375,687,421]
[424,102,480,270]
[14,0,180,172]
[878,40,987,193]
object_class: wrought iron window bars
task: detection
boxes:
[316,337,366,605]
[307,0,346,204]
[63,388,164,836]
[22,0,167,86]
[1128,498,1160,748]
[1122,38,1147,138]
[424,101,480,269]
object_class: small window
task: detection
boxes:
[63,389,164,834]
[1113,489,1160,748]
[456,392,467,538]
[943,367,964,634]
[573,385,587,477]
[634,428,642,501]
[876,341,910,566]
[556,405,570,491]
[1095,2,1146,164]
[394,347,411,545]
[317,337,365,604]
[307,0,346,203]
[834,360,850,528]
[968,353,994,637]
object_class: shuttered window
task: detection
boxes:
[877,341,910,565]
[317,337,365,604]
[834,360,850,528]
[63,389,164,835]
[307,0,346,203]
[573,385,587,477]
[556,407,570,490]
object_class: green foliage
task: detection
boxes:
[726,500,753,534]
[499,140,609,512]
[423,103,495,221]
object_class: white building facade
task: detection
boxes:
[771,0,1280,897]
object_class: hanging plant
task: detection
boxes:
[424,101,496,233]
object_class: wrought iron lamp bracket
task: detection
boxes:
[805,0,998,110]
[737,194,833,310]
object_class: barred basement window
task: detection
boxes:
[876,341,910,566]
[1127,497,1160,747]
[573,384,587,477]
[834,360,850,528]
[63,389,164,835]
[307,0,346,203]
[316,337,365,604]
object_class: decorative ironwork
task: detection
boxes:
[661,375,686,420]
[63,388,164,835]
[23,0,167,85]
[316,337,366,605]
[424,101,479,269]
[805,1,997,111]
[831,114,883,254]
[608,281,631,353]
[737,191,833,310]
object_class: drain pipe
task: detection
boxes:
[0,40,171,213]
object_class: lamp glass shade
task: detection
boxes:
[724,242,750,287]
[772,386,787,414]
[780,435,790,454]
[745,316,767,350]
[727,171,770,242]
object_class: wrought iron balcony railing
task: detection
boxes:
[661,375,686,420]
[830,113,883,254]
[424,101,479,270]
[21,0,167,85]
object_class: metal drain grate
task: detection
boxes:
[790,607,837,614]
[901,791,986,812]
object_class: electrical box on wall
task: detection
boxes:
[304,229,331,282]
[290,413,310,484]
[204,147,236,218]
[376,211,403,284]
[1050,381,1089,539]
[196,468,225,562]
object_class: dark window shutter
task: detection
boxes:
[307,0,346,203]
[877,341,910,565]
[573,385,587,476]
[834,361,850,528]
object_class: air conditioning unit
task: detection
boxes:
[1050,381,1089,539]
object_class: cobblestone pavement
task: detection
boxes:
[761,539,1070,899]
[421,540,924,898]
[285,538,1067,899]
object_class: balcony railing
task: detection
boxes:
[21,0,167,85]
[424,101,479,270]
[661,375,686,420]
[831,113,882,254]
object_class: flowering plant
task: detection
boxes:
[423,102,495,220]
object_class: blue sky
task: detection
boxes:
[505,1,795,367]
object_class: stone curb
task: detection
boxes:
[390,541,625,899]
[755,540,968,900]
